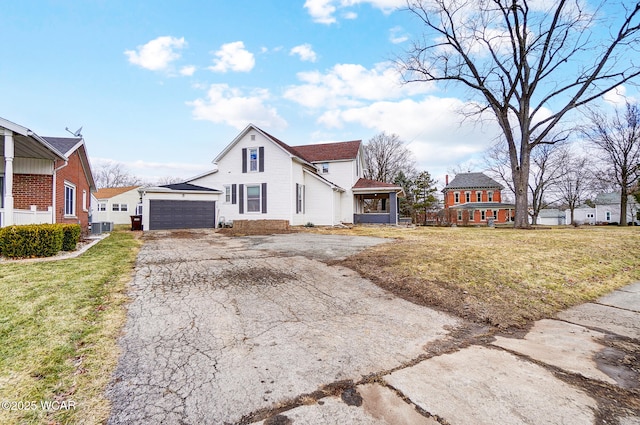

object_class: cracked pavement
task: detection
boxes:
[107,230,459,424]
[107,230,640,425]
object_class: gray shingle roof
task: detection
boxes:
[42,137,81,155]
[445,172,503,190]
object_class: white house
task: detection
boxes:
[92,186,142,225]
[139,124,403,231]
[567,192,639,225]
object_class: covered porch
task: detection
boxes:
[1,118,65,227]
[352,178,404,225]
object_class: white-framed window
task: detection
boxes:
[493,210,499,219]
[468,209,474,221]
[224,185,231,203]
[111,203,128,212]
[481,210,486,220]
[476,191,482,202]
[296,184,305,214]
[120,204,128,212]
[454,192,460,204]
[465,192,471,203]
[457,210,463,221]
[605,211,611,221]
[246,185,261,212]
[82,190,87,211]
[112,203,120,211]
[98,203,107,211]
[64,182,76,216]
[488,191,494,202]
[135,204,143,215]
[321,162,329,174]
[249,148,259,172]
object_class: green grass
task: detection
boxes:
[309,225,640,328]
[0,231,140,425]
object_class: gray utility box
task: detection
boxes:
[101,222,114,232]
[91,222,114,234]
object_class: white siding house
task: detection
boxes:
[566,192,639,225]
[92,186,141,224]
[139,124,403,230]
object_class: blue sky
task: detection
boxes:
[0,0,636,187]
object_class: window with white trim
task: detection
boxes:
[454,192,460,204]
[481,210,486,220]
[321,163,329,174]
[64,182,76,216]
[82,190,88,211]
[249,148,259,172]
[468,209,474,221]
[476,191,482,202]
[457,210,463,221]
[246,185,261,212]
[465,192,471,203]
[488,191,494,202]
[98,203,106,211]
[605,211,611,221]
[120,204,128,212]
[112,203,120,211]
[224,185,231,203]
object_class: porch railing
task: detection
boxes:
[0,208,54,227]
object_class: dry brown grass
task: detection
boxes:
[305,225,640,329]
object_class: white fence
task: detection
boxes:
[0,207,54,227]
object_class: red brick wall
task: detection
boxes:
[12,174,53,210]
[54,149,91,231]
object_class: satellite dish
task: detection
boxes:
[65,126,83,138]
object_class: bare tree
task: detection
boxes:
[92,161,143,189]
[363,132,416,183]
[528,144,567,224]
[400,0,640,228]
[556,153,593,224]
[583,102,640,225]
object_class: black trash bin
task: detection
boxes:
[130,215,142,231]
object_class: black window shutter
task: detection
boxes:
[242,148,247,173]
[231,184,237,204]
[239,184,244,214]
[259,146,264,172]
[295,183,299,214]
[261,183,267,214]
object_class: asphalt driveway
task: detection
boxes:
[107,230,460,424]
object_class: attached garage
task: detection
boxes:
[139,183,222,231]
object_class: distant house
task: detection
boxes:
[442,172,515,225]
[535,208,567,226]
[139,124,403,230]
[92,186,142,225]
[568,192,639,225]
[0,117,95,232]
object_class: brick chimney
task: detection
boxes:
[445,174,449,185]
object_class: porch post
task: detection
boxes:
[3,130,14,226]
[389,192,397,224]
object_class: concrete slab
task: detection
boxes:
[557,303,640,339]
[252,396,386,425]
[108,232,459,425]
[358,383,438,425]
[620,416,640,425]
[385,346,597,425]
[597,290,640,312]
[618,281,640,293]
[253,385,439,425]
[492,319,616,384]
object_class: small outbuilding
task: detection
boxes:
[139,183,221,231]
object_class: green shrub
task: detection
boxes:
[0,224,64,258]
[61,224,81,251]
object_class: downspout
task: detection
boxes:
[53,159,69,224]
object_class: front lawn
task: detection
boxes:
[0,231,140,425]
[312,226,640,329]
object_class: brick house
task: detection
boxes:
[1,117,95,232]
[442,172,515,225]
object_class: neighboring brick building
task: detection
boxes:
[442,172,515,225]
[1,117,95,232]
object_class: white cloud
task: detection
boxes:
[317,96,501,174]
[290,44,318,62]
[187,84,287,130]
[124,36,186,71]
[209,41,255,73]
[389,26,408,44]
[603,85,635,106]
[179,65,196,76]
[305,0,403,24]
[283,62,433,108]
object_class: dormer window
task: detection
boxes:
[321,162,329,174]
